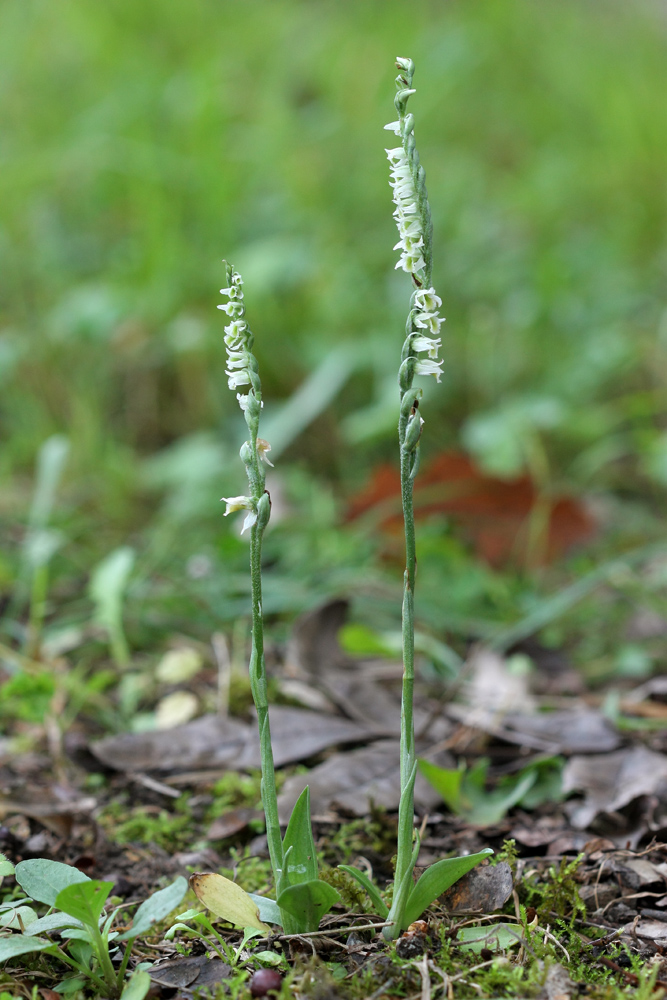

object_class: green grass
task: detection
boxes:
[1,3,666,706]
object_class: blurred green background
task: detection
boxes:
[1,0,666,681]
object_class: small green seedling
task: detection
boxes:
[419,755,565,827]
[89,545,136,667]
[0,858,186,1000]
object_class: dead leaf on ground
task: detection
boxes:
[462,646,536,714]
[91,706,372,774]
[346,451,595,568]
[563,745,667,829]
[285,598,352,677]
[277,740,453,821]
[446,704,620,755]
[207,807,263,841]
[439,861,513,913]
[148,955,232,989]
[539,962,576,1000]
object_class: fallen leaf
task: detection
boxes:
[277,740,452,821]
[148,955,232,989]
[439,861,513,913]
[189,872,271,931]
[155,691,199,729]
[91,706,371,774]
[207,808,262,841]
[347,452,595,568]
[155,647,204,684]
[563,746,667,829]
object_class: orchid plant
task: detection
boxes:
[192,57,490,943]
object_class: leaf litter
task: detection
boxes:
[3,599,667,996]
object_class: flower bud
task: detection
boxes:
[403,412,424,452]
[256,491,271,530]
[239,440,253,465]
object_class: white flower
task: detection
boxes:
[396,252,426,274]
[415,358,443,382]
[220,495,253,514]
[256,438,274,466]
[241,510,257,533]
[220,496,258,533]
[411,334,441,358]
[219,284,243,300]
[414,288,442,312]
[218,300,244,318]
[414,311,443,335]
[226,369,251,390]
[384,120,402,136]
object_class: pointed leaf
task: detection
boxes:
[281,786,317,887]
[15,859,90,906]
[404,849,493,926]
[189,873,270,932]
[0,935,55,961]
[276,879,341,933]
[248,892,283,927]
[55,881,113,927]
[337,866,388,919]
[117,876,187,941]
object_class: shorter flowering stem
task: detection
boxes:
[218,264,284,897]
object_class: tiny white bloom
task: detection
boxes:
[414,288,442,312]
[241,510,258,533]
[396,252,426,273]
[415,358,444,382]
[256,437,274,467]
[220,495,253,514]
[384,121,402,135]
[227,369,251,390]
[411,334,441,358]
[414,311,443,335]
[218,301,244,317]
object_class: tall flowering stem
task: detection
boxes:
[218,263,285,897]
[384,58,445,940]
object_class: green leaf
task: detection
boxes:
[0,906,38,930]
[337,866,389,919]
[25,912,84,936]
[117,876,187,941]
[120,970,151,1000]
[418,760,465,813]
[247,892,283,927]
[281,786,317,887]
[0,854,15,878]
[456,922,522,953]
[403,849,493,927]
[276,879,341,933]
[0,935,55,961]
[419,758,537,827]
[55,881,114,927]
[53,977,88,994]
[15,859,90,906]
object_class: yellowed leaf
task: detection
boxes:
[188,872,270,932]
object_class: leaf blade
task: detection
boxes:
[189,872,270,932]
[404,849,493,927]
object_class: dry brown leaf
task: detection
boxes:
[563,745,667,829]
[439,861,513,913]
[277,740,452,821]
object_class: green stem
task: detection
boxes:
[248,516,285,895]
[91,924,119,995]
[51,945,109,995]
